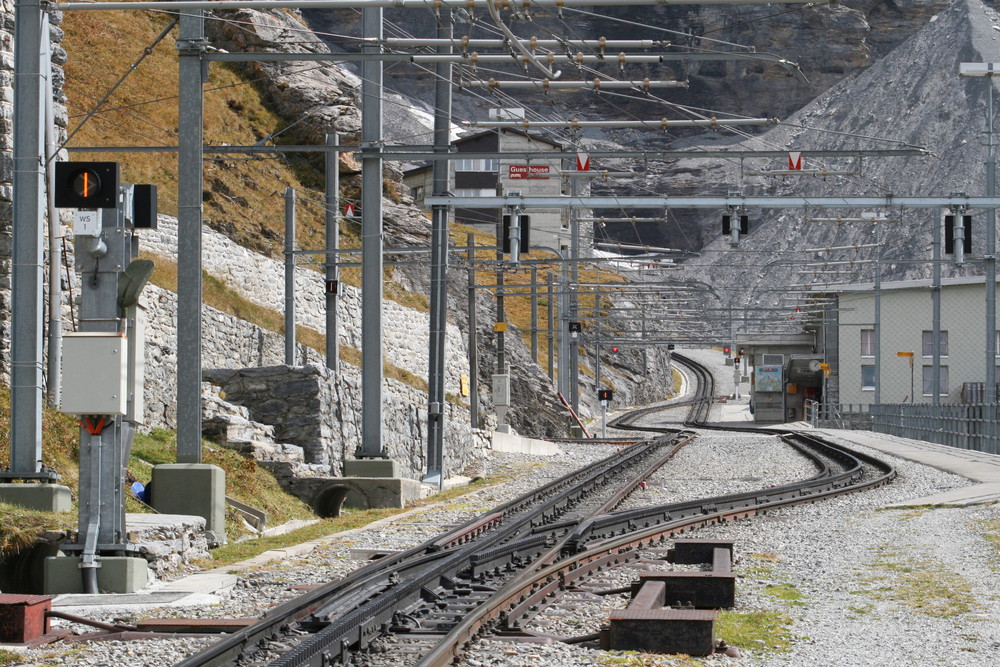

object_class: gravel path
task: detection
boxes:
[7,402,1000,666]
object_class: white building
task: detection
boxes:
[403,129,583,249]
[816,277,1000,405]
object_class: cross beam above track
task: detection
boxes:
[425,195,1000,209]
[58,0,827,11]
[66,146,930,160]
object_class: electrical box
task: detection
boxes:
[492,374,511,407]
[60,333,128,416]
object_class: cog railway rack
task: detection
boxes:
[179,354,896,666]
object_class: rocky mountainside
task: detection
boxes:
[660,0,1000,310]
[204,2,996,418]
[202,8,676,434]
[302,2,955,251]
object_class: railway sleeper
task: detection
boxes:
[607,541,735,656]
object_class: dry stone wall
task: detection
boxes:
[139,215,471,398]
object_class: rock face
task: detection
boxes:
[660,0,1000,301]
[206,9,362,145]
[304,3,947,127]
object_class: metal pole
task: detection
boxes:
[569,178,580,414]
[547,273,555,381]
[325,133,340,372]
[986,81,997,413]
[360,5,384,457]
[530,267,538,363]
[558,244,570,397]
[595,340,602,394]
[10,0,46,474]
[284,187,296,365]
[175,6,205,463]
[43,26,63,409]
[425,8,453,487]
[874,222,882,404]
[933,211,942,405]
[467,233,479,429]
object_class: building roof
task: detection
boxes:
[810,274,1000,295]
[453,127,563,149]
[402,127,564,176]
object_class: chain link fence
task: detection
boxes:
[806,400,1000,455]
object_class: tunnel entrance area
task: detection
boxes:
[312,484,369,518]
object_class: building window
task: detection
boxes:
[860,329,875,357]
[454,158,499,172]
[861,365,876,391]
[454,188,496,198]
[995,330,1000,357]
[921,330,948,357]
[411,185,424,201]
[921,365,949,396]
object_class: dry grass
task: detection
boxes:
[62,11,340,258]
[0,504,75,558]
[853,544,979,617]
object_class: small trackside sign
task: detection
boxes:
[577,152,590,171]
[345,203,355,217]
[788,152,803,170]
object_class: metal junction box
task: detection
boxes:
[60,332,128,416]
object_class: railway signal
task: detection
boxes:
[54,162,119,209]
[722,211,749,246]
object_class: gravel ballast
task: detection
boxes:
[6,416,1000,665]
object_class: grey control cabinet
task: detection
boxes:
[60,332,128,416]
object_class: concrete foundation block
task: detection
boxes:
[672,539,734,565]
[635,571,737,609]
[310,476,423,516]
[0,484,72,512]
[608,607,717,656]
[150,464,226,545]
[491,431,562,455]
[343,458,400,478]
[43,556,149,595]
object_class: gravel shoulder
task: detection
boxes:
[7,428,1000,666]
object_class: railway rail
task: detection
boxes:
[179,354,896,667]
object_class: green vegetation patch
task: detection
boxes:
[205,472,508,566]
[980,519,1000,557]
[763,582,805,606]
[715,610,794,654]
[0,649,23,665]
[597,652,698,666]
[129,430,315,542]
[854,544,978,617]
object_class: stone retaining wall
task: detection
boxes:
[139,215,471,399]
[203,364,489,480]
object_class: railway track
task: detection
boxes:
[179,354,896,667]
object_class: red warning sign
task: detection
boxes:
[788,152,803,170]
[577,152,590,171]
[345,203,355,217]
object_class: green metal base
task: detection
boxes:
[151,464,227,545]
[343,458,400,478]
[43,556,148,594]
[0,484,72,512]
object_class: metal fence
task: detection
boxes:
[805,400,1000,455]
